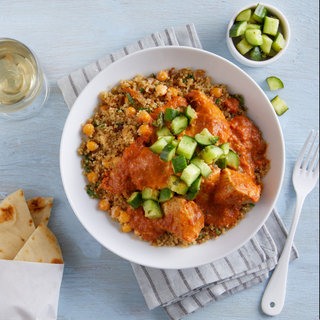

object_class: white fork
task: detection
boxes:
[261,130,319,316]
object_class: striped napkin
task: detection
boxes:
[57,24,298,320]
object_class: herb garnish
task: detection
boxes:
[140,88,145,93]
[150,73,156,78]
[183,79,187,83]
[84,154,91,172]
[215,230,221,235]
[99,124,105,128]
[86,185,99,198]
[138,107,151,113]
[215,98,220,104]
[249,203,255,207]
[186,73,195,80]
[126,92,136,105]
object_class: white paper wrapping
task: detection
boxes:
[0,260,64,320]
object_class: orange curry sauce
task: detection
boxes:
[101,90,269,243]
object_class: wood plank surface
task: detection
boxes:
[0,0,319,319]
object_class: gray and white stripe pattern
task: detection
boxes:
[57,23,202,109]
[57,24,298,320]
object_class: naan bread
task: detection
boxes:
[0,190,35,260]
[26,197,53,227]
[13,222,63,264]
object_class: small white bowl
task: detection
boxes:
[226,3,291,67]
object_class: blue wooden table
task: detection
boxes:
[1,1,319,319]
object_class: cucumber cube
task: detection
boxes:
[236,9,252,22]
[216,157,227,169]
[143,199,163,219]
[263,16,279,36]
[229,21,248,38]
[176,135,197,160]
[168,175,189,195]
[236,38,253,55]
[260,34,273,54]
[250,46,262,61]
[149,137,168,154]
[172,155,187,174]
[156,126,173,137]
[160,143,176,162]
[190,156,213,177]
[225,150,240,170]
[271,95,289,116]
[272,32,286,52]
[219,142,229,155]
[159,188,174,203]
[252,4,267,23]
[246,24,262,30]
[199,145,224,164]
[164,108,179,121]
[126,191,143,209]
[185,176,202,201]
[142,188,160,201]
[180,164,201,187]
[171,114,188,135]
[195,128,219,146]
[185,105,197,123]
[245,29,264,46]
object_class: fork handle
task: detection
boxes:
[261,194,305,316]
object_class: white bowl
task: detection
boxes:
[226,3,291,67]
[60,46,285,269]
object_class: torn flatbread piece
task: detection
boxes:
[26,197,53,227]
[14,222,63,264]
[0,190,36,260]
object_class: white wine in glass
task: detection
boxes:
[0,38,49,120]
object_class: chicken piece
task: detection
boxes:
[184,90,230,144]
[128,206,165,241]
[204,204,242,227]
[213,168,261,205]
[102,137,173,194]
[154,197,204,242]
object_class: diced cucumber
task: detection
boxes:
[252,4,267,23]
[160,143,176,162]
[219,142,229,155]
[153,111,164,128]
[266,76,284,91]
[142,188,160,201]
[185,176,201,201]
[168,175,189,195]
[199,145,224,164]
[250,46,262,61]
[171,139,179,147]
[149,137,167,154]
[263,16,279,36]
[171,114,188,135]
[236,38,253,55]
[225,150,239,170]
[172,155,187,174]
[164,108,179,121]
[159,188,174,203]
[156,126,173,137]
[229,21,248,38]
[176,135,197,160]
[180,164,201,187]
[246,23,262,30]
[185,105,197,123]
[190,156,213,178]
[245,29,264,46]
[236,9,252,22]
[162,136,174,143]
[260,34,273,54]
[268,49,277,57]
[216,157,227,169]
[126,191,143,209]
[194,128,219,146]
[272,32,286,52]
[143,199,163,219]
[270,95,289,116]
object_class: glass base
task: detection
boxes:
[0,74,49,120]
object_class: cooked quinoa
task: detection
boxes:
[77,68,270,247]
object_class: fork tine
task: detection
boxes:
[295,130,314,171]
[314,159,319,176]
[302,131,318,170]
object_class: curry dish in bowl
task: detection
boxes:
[78,68,270,248]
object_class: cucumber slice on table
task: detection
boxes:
[199,145,224,164]
[142,188,160,201]
[236,38,253,55]
[271,95,289,116]
[260,34,273,54]
[272,32,286,52]
[263,16,279,36]
[229,21,247,37]
[160,143,176,162]
[180,164,201,187]
[245,29,264,46]
[266,76,284,91]
[171,114,188,135]
[172,155,187,174]
[143,199,163,219]
[126,191,143,209]
[156,126,172,137]
[185,176,202,201]
[190,156,212,177]
[164,108,179,121]
[195,128,219,146]
[176,135,197,160]
[185,105,197,123]
[250,46,262,61]
[252,4,267,23]
[149,137,167,154]
[236,9,252,22]
[159,188,174,203]
[168,175,189,195]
